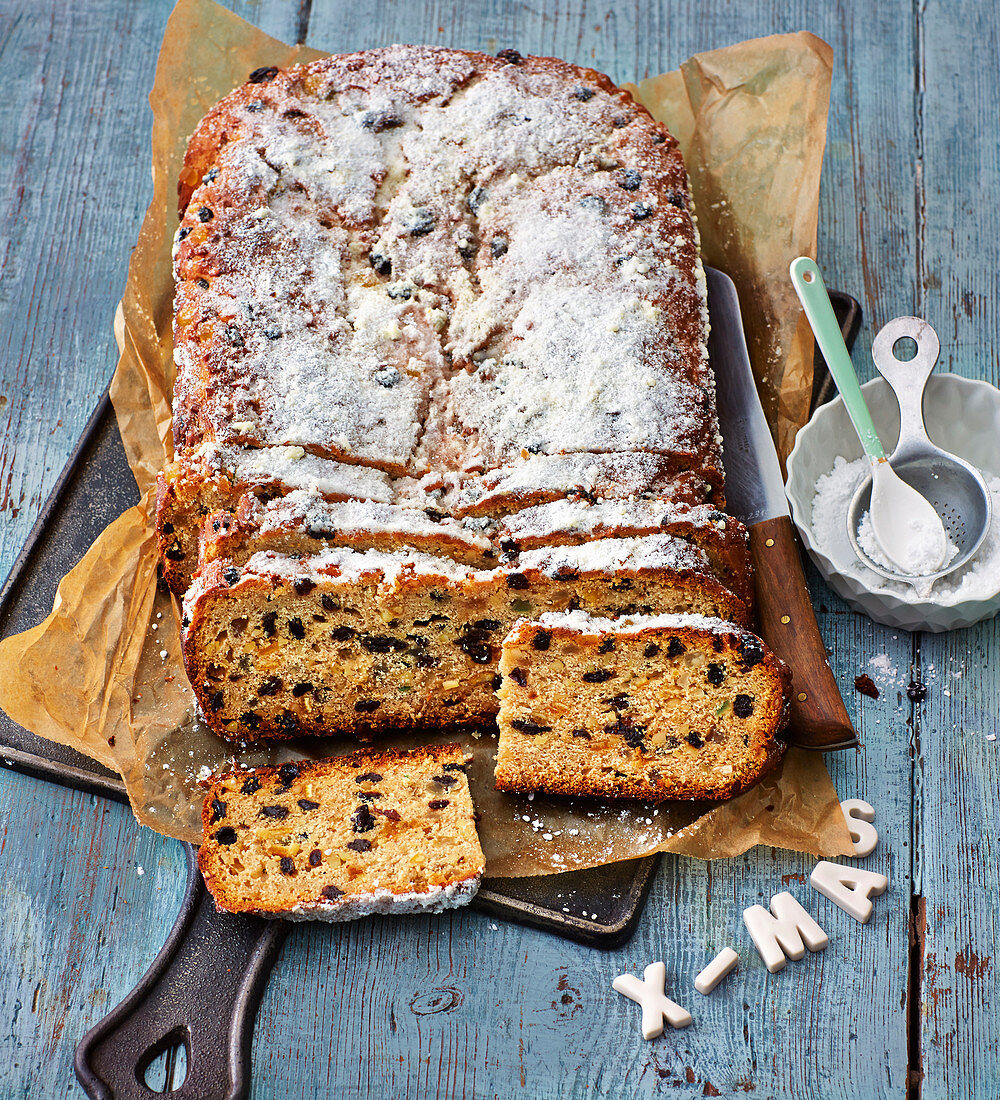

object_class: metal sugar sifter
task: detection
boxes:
[791,257,992,591]
[846,316,992,587]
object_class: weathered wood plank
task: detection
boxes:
[0,767,187,1099]
[915,6,1000,1099]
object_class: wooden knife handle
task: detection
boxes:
[749,515,857,751]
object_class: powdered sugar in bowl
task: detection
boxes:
[786,373,1000,632]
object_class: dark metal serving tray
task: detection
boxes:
[0,290,859,1100]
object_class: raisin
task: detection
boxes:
[667,637,686,659]
[351,804,377,833]
[598,637,615,654]
[572,85,595,101]
[432,774,458,787]
[496,48,522,63]
[258,677,282,696]
[631,201,653,220]
[362,635,407,653]
[492,673,503,690]
[610,578,633,591]
[475,619,502,632]
[308,849,322,867]
[357,791,381,802]
[490,236,508,258]
[241,776,261,795]
[194,208,213,226]
[293,576,316,595]
[415,652,438,668]
[386,282,411,300]
[408,208,436,237]
[214,827,237,845]
[286,617,305,640]
[321,884,344,900]
[278,763,300,786]
[225,325,244,348]
[733,694,754,718]
[222,567,240,586]
[210,691,224,712]
[582,668,614,683]
[712,636,725,653]
[467,186,487,213]
[346,839,372,853]
[262,612,277,637]
[605,693,630,710]
[652,132,666,144]
[666,188,687,209]
[321,594,337,612]
[260,805,289,819]
[298,799,320,812]
[355,772,383,784]
[291,682,313,697]
[738,636,765,668]
[264,327,282,340]
[509,667,527,687]
[457,629,493,663]
[706,663,726,686]
[572,728,591,738]
[239,712,260,730]
[331,625,355,641]
[369,252,392,276]
[612,113,630,128]
[506,572,529,590]
[510,718,551,735]
[248,65,278,83]
[644,643,660,658]
[274,713,300,736]
[854,674,879,700]
[280,856,296,875]
[686,730,704,748]
[355,699,382,713]
[380,807,402,822]
[177,228,190,242]
[209,797,227,823]
[196,277,209,289]
[907,680,928,702]
[164,542,185,562]
[428,799,450,810]
[161,521,175,535]
[532,630,552,651]
[360,109,402,132]
[245,100,263,113]
[618,168,642,191]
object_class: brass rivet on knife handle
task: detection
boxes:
[750,515,858,751]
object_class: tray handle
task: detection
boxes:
[75,843,288,1100]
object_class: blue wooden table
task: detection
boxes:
[2,2,998,1097]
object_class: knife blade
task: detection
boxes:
[706,267,857,751]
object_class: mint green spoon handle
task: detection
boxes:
[790,256,886,461]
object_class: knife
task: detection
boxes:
[706,267,857,751]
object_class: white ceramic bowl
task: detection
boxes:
[786,373,1000,632]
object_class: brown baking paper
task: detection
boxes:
[0,0,853,872]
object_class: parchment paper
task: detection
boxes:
[0,0,854,872]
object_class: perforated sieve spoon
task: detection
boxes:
[790,258,988,586]
[845,315,992,586]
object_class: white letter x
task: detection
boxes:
[612,961,692,1039]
